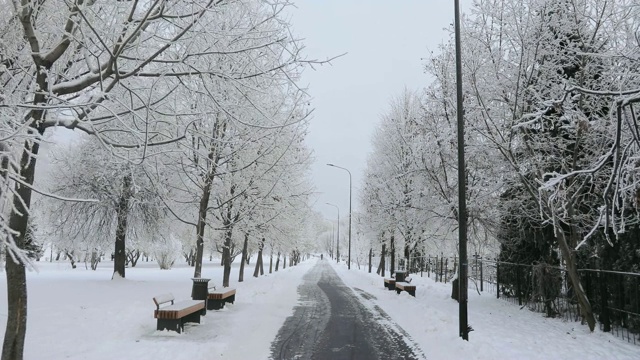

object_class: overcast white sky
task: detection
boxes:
[288,0,473,219]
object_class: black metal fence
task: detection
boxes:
[403,254,640,345]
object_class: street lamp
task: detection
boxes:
[327,163,352,270]
[454,0,469,341]
[326,202,340,263]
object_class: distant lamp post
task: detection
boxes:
[327,163,352,270]
[326,202,340,263]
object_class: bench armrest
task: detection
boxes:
[153,293,175,310]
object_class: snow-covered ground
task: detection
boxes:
[335,262,639,360]
[0,257,637,359]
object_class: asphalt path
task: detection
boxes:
[270,260,425,360]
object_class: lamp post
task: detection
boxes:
[331,222,335,259]
[327,163,352,270]
[454,0,469,341]
[326,202,340,263]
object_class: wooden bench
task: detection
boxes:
[207,285,236,310]
[383,278,396,290]
[395,282,416,297]
[153,293,205,333]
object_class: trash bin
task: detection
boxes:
[191,278,211,315]
[395,271,406,283]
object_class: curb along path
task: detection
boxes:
[270,260,425,359]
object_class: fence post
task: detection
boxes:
[445,258,449,284]
[427,256,430,278]
[480,257,484,292]
[496,261,500,299]
[517,265,522,306]
[434,255,437,281]
[474,253,478,279]
[599,269,610,332]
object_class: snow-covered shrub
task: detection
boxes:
[152,235,182,270]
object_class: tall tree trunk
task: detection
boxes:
[113,173,132,279]
[193,120,224,278]
[222,185,237,287]
[194,182,211,278]
[556,229,596,331]
[222,228,233,287]
[390,234,395,275]
[3,128,43,360]
[259,249,264,275]
[405,244,410,274]
[377,243,386,277]
[253,239,264,277]
[239,232,249,282]
[275,252,280,272]
[283,254,287,269]
[368,248,372,273]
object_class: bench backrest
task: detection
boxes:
[208,284,217,292]
[153,293,175,310]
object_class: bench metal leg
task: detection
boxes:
[396,288,402,295]
[182,311,201,325]
[157,319,182,334]
[207,299,225,310]
[225,295,235,304]
[408,290,416,297]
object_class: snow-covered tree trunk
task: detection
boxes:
[239,232,249,282]
[113,174,132,279]
[222,228,233,287]
[3,132,42,360]
[253,239,264,278]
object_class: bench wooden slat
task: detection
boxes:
[154,300,204,319]
[208,288,236,300]
[395,282,416,291]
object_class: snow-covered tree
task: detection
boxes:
[42,138,167,278]
[433,0,640,331]
[0,0,317,357]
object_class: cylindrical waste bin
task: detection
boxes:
[191,278,211,315]
[395,271,406,283]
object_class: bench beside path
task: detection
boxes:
[153,294,205,334]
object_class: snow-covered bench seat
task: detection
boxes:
[395,282,416,297]
[153,293,205,333]
[383,277,396,290]
[207,286,236,310]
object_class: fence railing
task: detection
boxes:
[393,254,640,345]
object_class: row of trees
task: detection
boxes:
[0,1,327,359]
[361,0,640,333]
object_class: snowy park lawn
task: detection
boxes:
[332,260,640,360]
[0,258,315,360]
[1,257,638,359]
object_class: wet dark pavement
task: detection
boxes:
[270,260,425,360]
